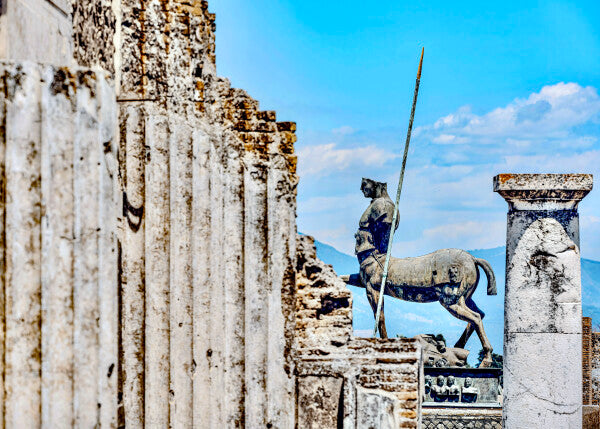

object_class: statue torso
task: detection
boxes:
[359,196,399,253]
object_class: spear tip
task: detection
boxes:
[417,47,424,79]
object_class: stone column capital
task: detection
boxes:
[494,173,593,211]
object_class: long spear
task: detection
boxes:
[373,48,424,337]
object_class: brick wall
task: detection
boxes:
[584,317,593,404]
[592,332,600,406]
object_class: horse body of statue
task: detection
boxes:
[342,178,498,367]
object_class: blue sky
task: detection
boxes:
[212,0,600,259]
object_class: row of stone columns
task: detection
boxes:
[116,98,298,428]
[0,62,595,429]
[0,61,119,428]
[0,60,298,429]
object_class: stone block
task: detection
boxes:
[357,387,402,429]
[503,332,582,427]
[583,405,600,429]
[583,317,593,405]
[422,408,502,429]
[494,173,593,211]
[297,376,343,429]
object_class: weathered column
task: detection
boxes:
[121,104,146,428]
[40,67,75,428]
[494,173,592,429]
[192,129,212,427]
[1,61,118,428]
[4,62,43,429]
[169,117,194,427]
[97,73,119,429]
[223,131,246,427]
[244,147,269,428]
[144,110,170,427]
[209,134,226,428]
[73,69,102,427]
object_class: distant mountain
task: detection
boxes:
[312,237,600,365]
[582,258,600,327]
[311,238,360,275]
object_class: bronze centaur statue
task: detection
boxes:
[342,229,497,367]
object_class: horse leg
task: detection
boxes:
[442,296,493,367]
[454,298,485,349]
[366,284,388,338]
[455,323,474,349]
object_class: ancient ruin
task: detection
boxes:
[0,0,425,427]
[0,1,598,428]
[295,235,421,428]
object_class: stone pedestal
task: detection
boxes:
[494,174,593,429]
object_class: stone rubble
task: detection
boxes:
[295,235,422,428]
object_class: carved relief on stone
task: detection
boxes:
[446,376,460,402]
[430,376,449,402]
[461,377,479,403]
[415,334,469,368]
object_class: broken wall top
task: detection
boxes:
[72,0,297,174]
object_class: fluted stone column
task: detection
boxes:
[494,173,592,429]
[0,61,119,428]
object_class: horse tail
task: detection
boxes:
[475,258,497,295]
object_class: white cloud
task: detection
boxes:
[332,125,356,135]
[419,82,600,145]
[502,150,600,172]
[298,82,600,260]
[432,133,469,145]
[297,143,395,176]
[422,221,506,250]
[583,215,600,224]
[402,313,433,324]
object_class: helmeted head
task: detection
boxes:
[465,377,473,388]
[361,178,387,199]
[447,376,455,386]
[436,375,445,386]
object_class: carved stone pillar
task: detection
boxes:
[494,173,592,428]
